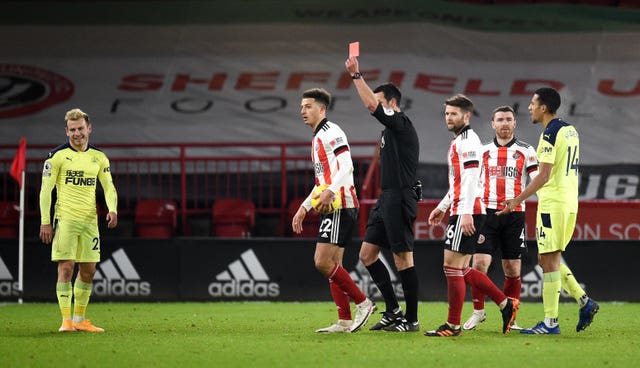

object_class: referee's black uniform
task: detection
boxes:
[364,103,420,252]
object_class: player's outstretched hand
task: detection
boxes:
[496,199,518,216]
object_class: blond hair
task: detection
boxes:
[64,108,90,123]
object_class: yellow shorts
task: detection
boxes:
[51,219,101,263]
[535,211,577,254]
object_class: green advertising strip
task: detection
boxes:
[1,0,639,32]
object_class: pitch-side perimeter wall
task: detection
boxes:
[0,238,636,302]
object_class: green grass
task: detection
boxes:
[1,302,638,367]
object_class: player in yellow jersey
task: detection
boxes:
[498,88,598,334]
[39,108,118,333]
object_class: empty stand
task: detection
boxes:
[578,0,617,6]
[287,198,320,238]
[0,201,19,238]
[134,200,177,238]
[617,0,640,8]
[212,199,256,237]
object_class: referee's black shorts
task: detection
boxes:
[363,188,418,253]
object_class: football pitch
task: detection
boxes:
[1,301,638,367]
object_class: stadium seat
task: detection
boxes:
[451,0,491,4]
[212,199,255,237]
[0,201,19,238]
[134,199,177,238]
[618,0,640,8]
[578,0,616,6]
[492,0,535,3]
[287,198,320,238]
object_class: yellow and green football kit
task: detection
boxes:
[534,118,586,321]
[535,119,579,253]
[40,143,118,262]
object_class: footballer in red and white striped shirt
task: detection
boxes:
[482,127,538,212]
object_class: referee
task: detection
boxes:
[345,56,421,332]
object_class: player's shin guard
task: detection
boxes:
[328,264,366,305]
[463,268,505,305]
[559,263,586,303]
[329,279,352,321]
[471,286,485,311]
[504,276,522,300]
[56,282,73,320]
[445,267,465,326]
[73,279,93,322]
[542,271,561,320]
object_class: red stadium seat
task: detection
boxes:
[492,0,533,4]
[618,0,640,8]
[287,198,320,238]
[0,201,19,238]
[578,0,616,6]
[212,199,256,237]
[450,0,491,3]
[134,200,177,238]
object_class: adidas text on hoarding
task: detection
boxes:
[93,248,151,297]
[349,255,404,299]
[209,249,280,298]
[0,255,19,297]
[521,263,586,299]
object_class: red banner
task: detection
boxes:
[412,200,640,241]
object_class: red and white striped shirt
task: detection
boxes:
[438,126,485,216]
[302,119,359,210]
[482,138,538,211]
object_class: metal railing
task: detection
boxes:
[1,141,378,236]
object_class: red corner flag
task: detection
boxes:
[10,138,27,188]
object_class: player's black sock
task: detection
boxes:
[366,259,399,312]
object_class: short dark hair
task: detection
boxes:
[534,87,561,114]
[373,83,402,105]
[445,94,474,114]
[491,105,515,120]
[302,88,331,107]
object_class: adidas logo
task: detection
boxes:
[209,249,280,298]
[93,248,151,296]
[0,255,19,297]
[349,254,404,299]
[521,256,586,299]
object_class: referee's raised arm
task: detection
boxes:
[345,57,378,112]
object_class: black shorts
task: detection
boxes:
[363,188,418,253]
[316,208,359,247]
[476,209,527,260]
[444,214,486,255]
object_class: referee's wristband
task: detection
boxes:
[352,72,362,80]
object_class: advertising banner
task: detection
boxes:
[1,23,639,167]
[1,238,637,302]
[413,200,640,240]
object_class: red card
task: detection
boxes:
[349,42,359,57]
